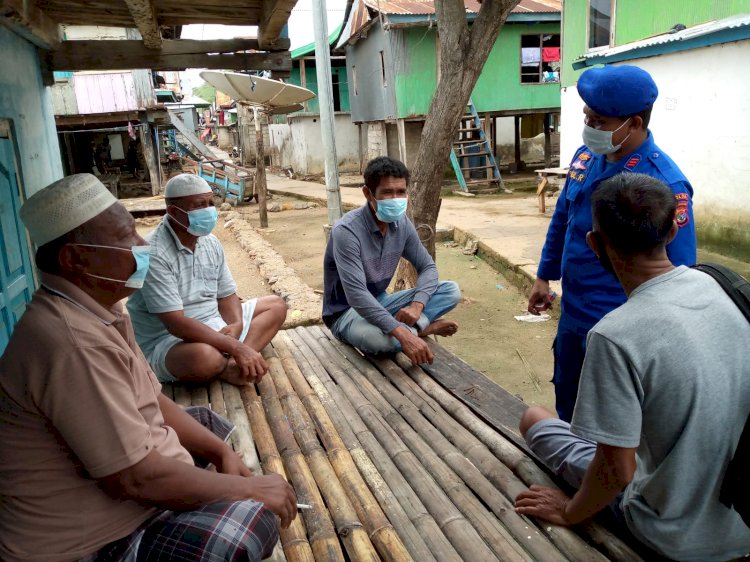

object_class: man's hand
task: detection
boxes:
[527,278,553,315]
[231,344,268,383]
[394,302,424,326]
[393,326,434,365]
[214,448,252,477]
[248,474,298,529]
[515,485,572,526]
[219,322,243,340]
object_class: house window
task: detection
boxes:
[521,34,560,84]
[379,50,388,87]
[352,65,358,96]
[589,0,613,49]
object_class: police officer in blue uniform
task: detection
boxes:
[528,65,697,422]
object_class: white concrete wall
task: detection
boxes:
[269,114,360,175]
[560,40,750,211]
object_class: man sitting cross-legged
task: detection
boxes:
[514,173,750,562]
[323,156,461,365]
[0,174,296,562]
[127,173,286,385]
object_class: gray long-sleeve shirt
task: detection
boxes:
[322,204,438,334]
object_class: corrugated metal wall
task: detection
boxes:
[346,23,398,122]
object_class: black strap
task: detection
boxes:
[691,263,750,323]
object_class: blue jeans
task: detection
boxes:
[332,281,461,354]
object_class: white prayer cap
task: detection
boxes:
[20,174,117,246]
[164,174,212,198]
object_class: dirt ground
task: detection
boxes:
[232,198,557,410]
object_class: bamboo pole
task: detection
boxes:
[304,329,533,562]
[384,351,644,562]
[288,328,498,562]
[257,367,348,562]
[261,347,381,562]
[222,382,262,475]
[161,382,175,400]
[264,346,411,562]
[380,350,608,562]
[279,331,462,562]
[190,384,210,407]
[274,332,444,562]
[241,384,315,562]
[208,380,243,455]
[173,383,192,407]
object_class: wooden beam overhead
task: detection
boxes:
[258,0,297,49]
[123,0,162,49]
[45,40,292,73]
[1,0,61,49]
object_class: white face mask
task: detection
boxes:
[582,118,631,155]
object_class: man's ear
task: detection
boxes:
[630,114,644,131]
[361,185,369,200]
[58,244,87,274]
[586,231,600,256]
[665,220,679,244]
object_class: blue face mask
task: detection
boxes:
[374,197,407,223]
[173,206,218,236]
[582,118,631,155]
[74,244,151,289]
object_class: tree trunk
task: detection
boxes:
[397,0,520,289]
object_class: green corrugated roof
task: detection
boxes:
[291,21,344,59]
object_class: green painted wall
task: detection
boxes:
[394,29,438,118]
[394,22,561,119]
[289,62,350,113]
[472,22,561,113]
[561,0,750,87]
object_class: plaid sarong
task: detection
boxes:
[80,406,278,561]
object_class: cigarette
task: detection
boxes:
[297,503,313,510]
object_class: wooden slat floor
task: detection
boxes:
[163,325,642,562]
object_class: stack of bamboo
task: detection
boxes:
[164,326,642,562]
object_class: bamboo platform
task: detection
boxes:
[163,325,642,562]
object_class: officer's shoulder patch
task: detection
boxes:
[675,193,690,227]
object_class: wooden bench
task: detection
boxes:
[535,167,568,213]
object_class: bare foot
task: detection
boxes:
[419,319,458,338]
[219,360,250,386]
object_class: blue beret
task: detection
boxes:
[577,65,658,117]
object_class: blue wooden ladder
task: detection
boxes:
[450,99,503,192]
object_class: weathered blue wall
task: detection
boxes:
[0,27,63,197]
[346,23,398,123]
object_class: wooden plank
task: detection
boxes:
[139,111,161,195]
[47,42,291,73]
[258,0,297,50]
[421,341,530,452]
[123,0,161,49]
[0,0,61,49]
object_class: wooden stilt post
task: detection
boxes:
[396,118,407,166]
[253,106,268,227]
[513,114,521,174]
[138,110,160,195]
[544,112,552,168]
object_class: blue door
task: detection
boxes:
[0,134,35,353]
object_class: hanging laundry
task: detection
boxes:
[521,48,541,65]
[542,47,561,62]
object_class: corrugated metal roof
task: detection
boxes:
[578,12,750,60]
[361,0,559,16]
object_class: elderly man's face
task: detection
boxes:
[64,203,147,295]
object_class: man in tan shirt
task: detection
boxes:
[0,174,296,562]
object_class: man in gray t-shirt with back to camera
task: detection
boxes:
[514,172,750,561]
